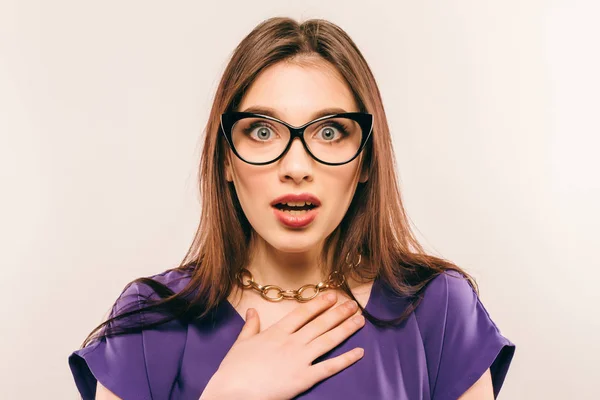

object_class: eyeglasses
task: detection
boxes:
[219,112,373,166]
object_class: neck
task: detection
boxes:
[239,228,349,290]
[229,232,368,306]
[242,236,334,290]
[228,230,369,305]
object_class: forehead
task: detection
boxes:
[238,59,358,126]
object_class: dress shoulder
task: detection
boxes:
[414,270,516,400]
[68,267,192,400]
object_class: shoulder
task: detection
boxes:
[425,269,475,300]
[115,266,194,307]
[414,268,501,346]
[414,270,516,400]
[146,266,194,294]
[68,266,194,400]
[414,269,477,327]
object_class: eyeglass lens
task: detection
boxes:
[231,116,363,163]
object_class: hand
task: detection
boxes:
[200,292,366,400]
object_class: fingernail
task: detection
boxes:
[346,300,358,310]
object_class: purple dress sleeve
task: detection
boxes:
[415,270,516,400]
[68,281,187,400]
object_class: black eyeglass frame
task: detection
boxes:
[219,111,374,166]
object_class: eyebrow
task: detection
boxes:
[239,105,350,122]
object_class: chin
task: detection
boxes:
[263,233,321,253]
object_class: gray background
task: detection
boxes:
[1,0,598,398]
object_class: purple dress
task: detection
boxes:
[69,268,515,399]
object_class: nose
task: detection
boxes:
[278,137,314,183]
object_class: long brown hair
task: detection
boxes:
[80,16,476,349]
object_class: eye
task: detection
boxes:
[315,121,351,141]
[244,122,278,141]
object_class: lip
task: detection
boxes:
[272,206,319,228]
[270,193,321,207]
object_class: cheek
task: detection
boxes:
[321,165,362,213]
[236,172,264,194]
[230,163,270,214]
[230,159,361,231]
[326,161,362,189]
[230,157,262,189]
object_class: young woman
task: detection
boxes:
[69,17,515,400]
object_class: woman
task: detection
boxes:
[69,17,515,400]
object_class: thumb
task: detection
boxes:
[237,308,260,340]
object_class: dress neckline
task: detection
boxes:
[221,274,380,326]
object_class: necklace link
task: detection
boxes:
[235,252,361,303]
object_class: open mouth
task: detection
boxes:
[273,203,318,214]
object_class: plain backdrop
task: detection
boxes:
[1,1,599,398]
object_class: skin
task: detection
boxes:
[94,57,495,399]
[458,368,495,399]
[226,58,368,286]
[223,57,373,328]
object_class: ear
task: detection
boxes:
[359,170,368,184]
[358,155,369,184]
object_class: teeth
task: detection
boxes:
[280,201,313,207]
[282,210,308,215]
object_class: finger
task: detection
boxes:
[307,312,365,358]
[236,308,260,341]
[307,347,365,382]
[294,299,360,344]
[271,291,339,335]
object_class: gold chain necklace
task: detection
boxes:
[234,252,362,303]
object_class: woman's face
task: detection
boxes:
[225,59,368,255]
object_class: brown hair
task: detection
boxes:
[80,16,476,348]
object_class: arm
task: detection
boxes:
[95,381,123,400]
[457,368,494,400]
[417,271,515,399]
